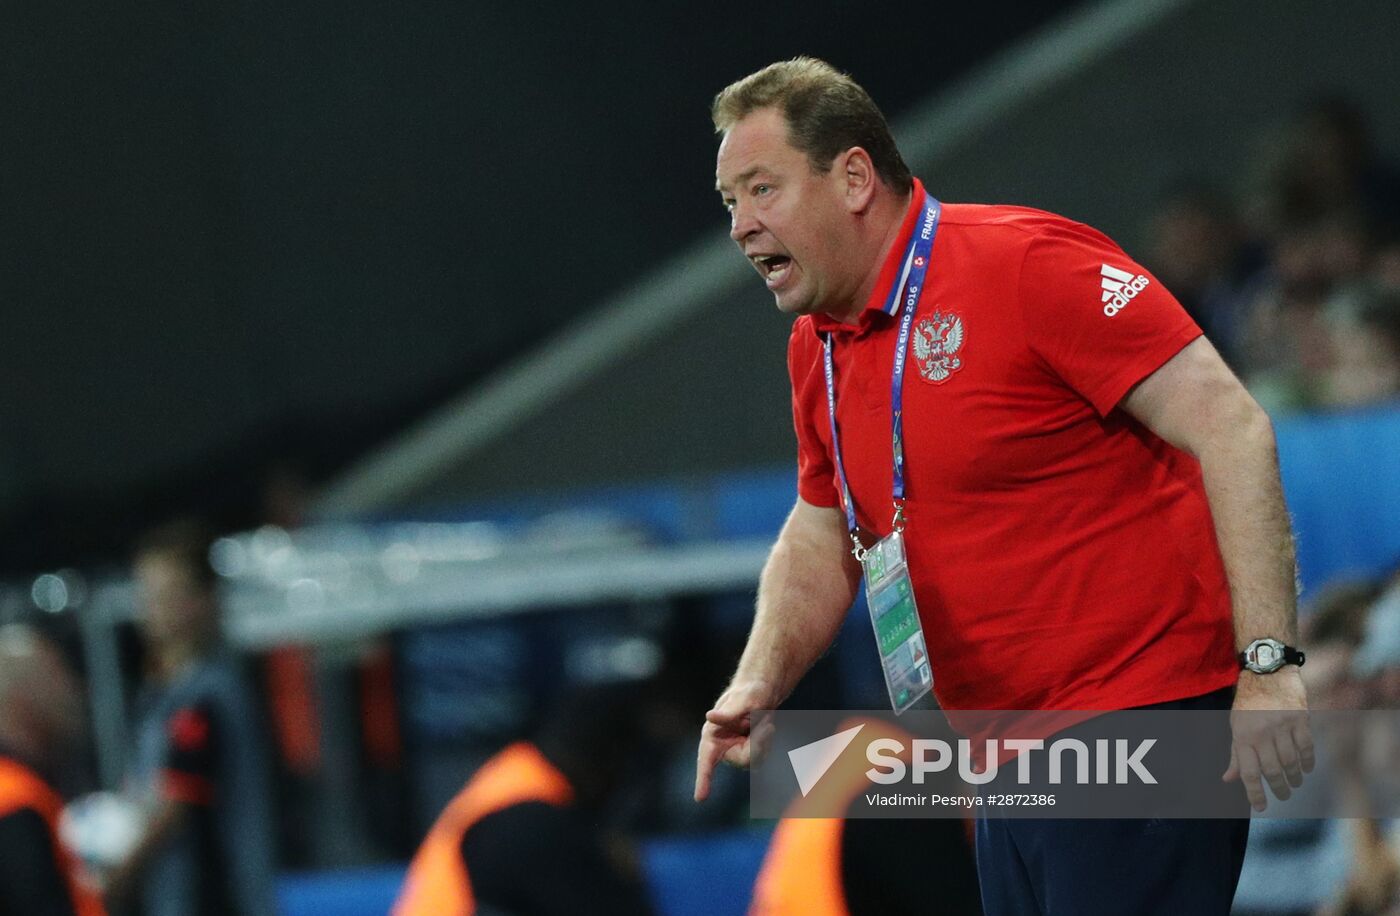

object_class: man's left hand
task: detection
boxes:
[1222,667,1313,811]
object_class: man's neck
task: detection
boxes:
[825,187,915,326]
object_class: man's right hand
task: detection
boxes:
[693,680,776,802]
[692,500,859,802]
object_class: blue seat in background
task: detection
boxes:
[710,467,799,540]
[1275,404,1400,594]
[278,866,406,916]
[639,828,773,916]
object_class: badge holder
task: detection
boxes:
[857,519,932,715]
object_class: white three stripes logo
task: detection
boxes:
[1100,263,1137,303]
[1099,263,1150,316]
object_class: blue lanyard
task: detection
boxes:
[823,193,941,554]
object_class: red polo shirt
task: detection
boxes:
[791,179,1239,712]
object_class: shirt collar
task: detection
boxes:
[808,177,926,337]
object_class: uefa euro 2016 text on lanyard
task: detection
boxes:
[821,192,940,713]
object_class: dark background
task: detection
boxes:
[0,0,1077,571]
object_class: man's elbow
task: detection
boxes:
[1199,387,1276,461]
[1232,392,1275,449]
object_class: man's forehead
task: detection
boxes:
[715,109,795,190]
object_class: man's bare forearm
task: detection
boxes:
[1196,403,1298,649]
[729,499,862,705]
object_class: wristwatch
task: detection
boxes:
[1239,638,1306,674]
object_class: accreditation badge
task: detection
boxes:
[861,530,932,714]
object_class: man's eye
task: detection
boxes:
[721,198,735,212]
[754,184,771,196]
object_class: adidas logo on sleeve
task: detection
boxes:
[1100,263,1150,316]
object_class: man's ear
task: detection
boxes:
[838,147,878,213]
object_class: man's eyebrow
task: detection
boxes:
[716,167,764,194]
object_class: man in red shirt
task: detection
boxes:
[693,58,1312,914]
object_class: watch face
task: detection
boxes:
[1256,644,1278,668]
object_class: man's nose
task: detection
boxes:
[729,202,759,244]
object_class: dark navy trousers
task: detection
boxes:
[973,688,1251,916]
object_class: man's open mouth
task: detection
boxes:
[753,254,792,286]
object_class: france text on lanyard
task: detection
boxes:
[822,192,941,560]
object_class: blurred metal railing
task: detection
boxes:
[36,517,769,856]
[211,515,767,648]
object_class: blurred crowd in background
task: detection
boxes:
[1234,566,1400,916]
[2,94,1400,916]
[1145,96,1400,414]
[1151,97,1400,916]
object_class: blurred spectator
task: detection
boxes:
[1309,579,1386,705]
[1322,577,1400,916]
[1302,579,1384,709]
[1236,206,1372,412]
[1233,578,1382,916]
[1319,288,1400,408]
[1355,574,1400,687]
[255,457,411,864]
[1229,95,1400,415]
[257,461,323,813]
[1374,238,1400,293]
[104,521,276,916]
[394,682,656,916]
[1144,182,1258,367]
[1320,819,1400,916]
[1250,97,1400,244]
[1351,575,1400,770]
[253,460,323,867]
[0,625,106,916]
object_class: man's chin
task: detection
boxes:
[771,290,813,316]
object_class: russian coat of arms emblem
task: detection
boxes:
[912,310,965,384]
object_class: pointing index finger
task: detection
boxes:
[694,726,727,802]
